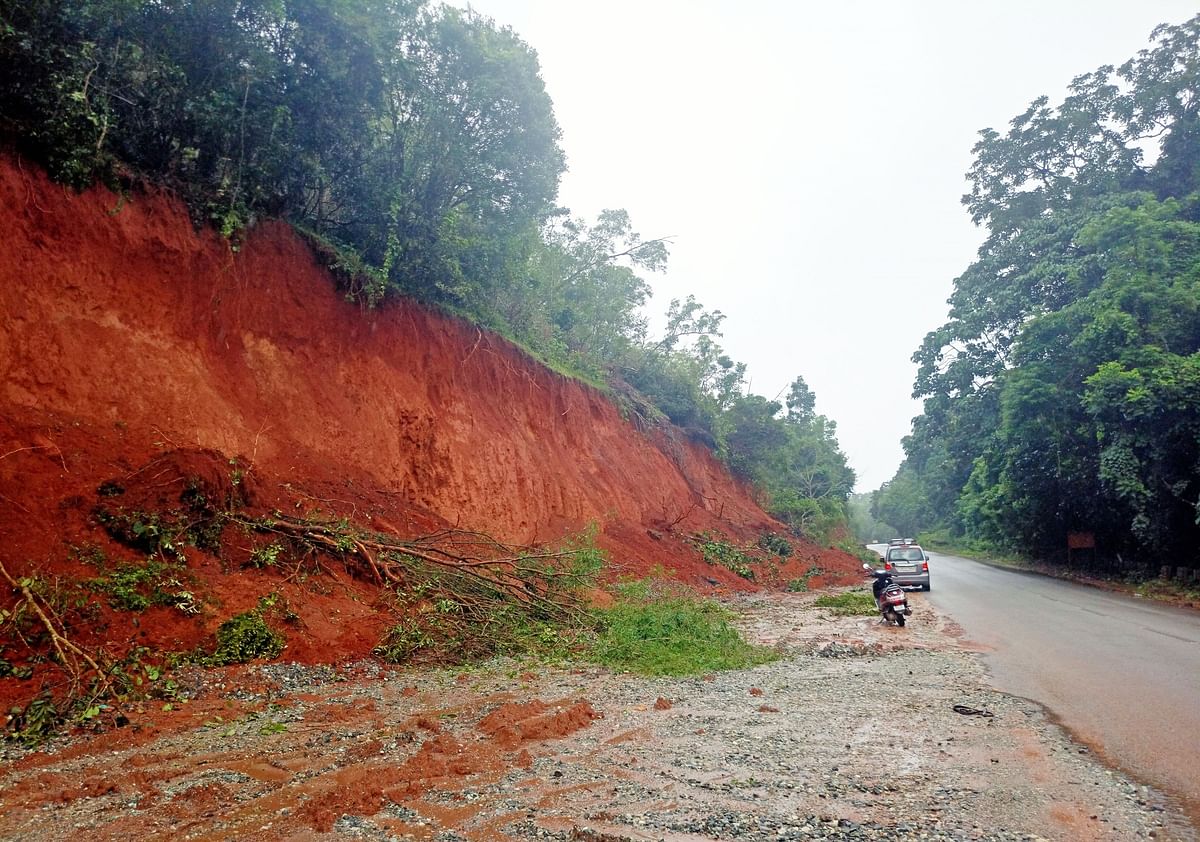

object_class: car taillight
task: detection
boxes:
[922,561,928,571]
[884,562,891,570]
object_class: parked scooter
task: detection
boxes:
[862,562,912,626]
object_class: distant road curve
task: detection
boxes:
[868,545,1200,826]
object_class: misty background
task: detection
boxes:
[459,0,1199,490]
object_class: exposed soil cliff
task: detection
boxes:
[0,156,861,706]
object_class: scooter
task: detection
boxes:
[862,562,912,626]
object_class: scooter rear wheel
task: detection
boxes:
[896,613,906,627]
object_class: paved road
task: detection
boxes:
[873,547,1200,824]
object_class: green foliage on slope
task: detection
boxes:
[0,0,563,306]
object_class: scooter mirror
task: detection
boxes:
[862,563,872,571]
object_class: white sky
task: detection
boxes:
[460,1,1198,490]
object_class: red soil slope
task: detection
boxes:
[0,156,861,698]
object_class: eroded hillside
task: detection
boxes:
[0,156,861,712]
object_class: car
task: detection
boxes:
[882,542,931,590]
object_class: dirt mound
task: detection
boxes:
[91,447,256,553]
[478,699,600,748]
[98,447,258,516]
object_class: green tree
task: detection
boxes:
[785,376,816,422]
[847,493,896,543]
[346,4,564,303]
[0,0,564,300]
[497,208,668,376]
[893,15,1200,567]
[872,466,931,539]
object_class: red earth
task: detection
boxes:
[0,154,863,717]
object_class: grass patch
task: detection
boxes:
[1135,578,1200,604]
[813,591,877,616]
[588,580,776,676]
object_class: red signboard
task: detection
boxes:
[1067,532,1096,550]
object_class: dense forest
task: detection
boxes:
[0,0,855,541]
[874,15,1200,571]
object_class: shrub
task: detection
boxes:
[208,597,285,665]
[93,510,184,557]
[85,559,197,613]
[694,533,757,580]
[785,567,823,592]
[248,542,284,568]
[6,692,62,746]
[757,532,792,557]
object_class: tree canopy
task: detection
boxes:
[877,14,1200,566]
[0,0,563,304]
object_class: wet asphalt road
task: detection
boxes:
[872,547,1200,825]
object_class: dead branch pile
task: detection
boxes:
[249,517,592,613]
[241,515,603,663]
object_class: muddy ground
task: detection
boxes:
[0,590,1194,841]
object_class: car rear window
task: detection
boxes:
[889,548,923,561]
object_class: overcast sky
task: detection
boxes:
[460,1,1197,491]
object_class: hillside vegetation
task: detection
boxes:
[874,15,1200,575]
[0,0,855,541]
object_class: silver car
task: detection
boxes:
[883,543,931,590]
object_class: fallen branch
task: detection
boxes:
[0,559,121,715]
[662,501,697,530]
[238,515,594,623]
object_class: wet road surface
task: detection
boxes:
[886,548,1200,826]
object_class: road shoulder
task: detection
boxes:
[0,590,1191,840]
